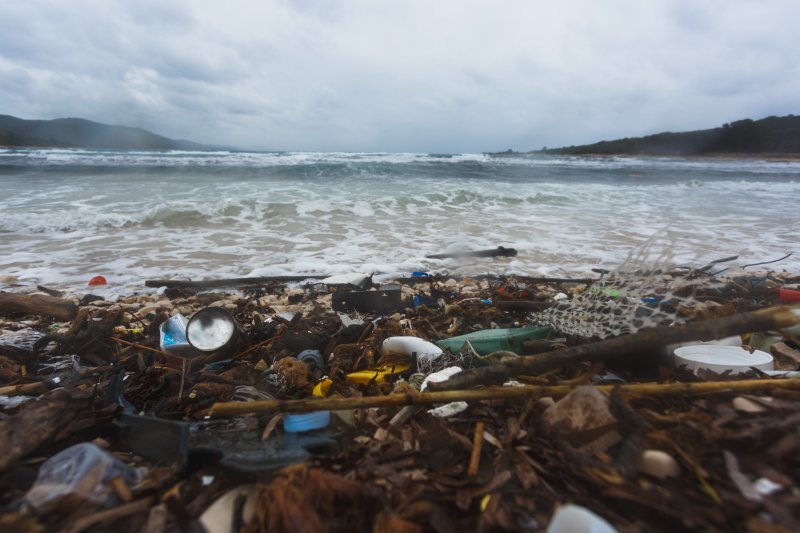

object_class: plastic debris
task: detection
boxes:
[284,411,331,433]
[24,443,141,512]
[2,263,800,531]
[673,345,774,375]
[546,504,617,533]
[381,335,443,369]
[187,307,238,352]
[159,313,192,354]
[200,484,257,533]
[540,386,618,445]
[87,275,107,286]
[421,367,468,418]
[331,285,403,314]
[435,327,552,356]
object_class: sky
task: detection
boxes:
[1,0,798,153]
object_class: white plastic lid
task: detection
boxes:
[673,345,773,374]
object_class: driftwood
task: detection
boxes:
[429,304,800,391]
[426,246,518,259]
[0,292,78,321]
[144,275,327,289]
[208,378,800,417]
[0,389,87,471]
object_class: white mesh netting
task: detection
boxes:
[533,234,724,339]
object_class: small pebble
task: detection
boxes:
[537,396,556,408]
[732,396,767,413]
[638,449,680,479]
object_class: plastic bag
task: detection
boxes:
[25,443,141,512]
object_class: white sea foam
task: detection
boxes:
[1,151,798,295]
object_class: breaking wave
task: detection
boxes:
[1,149,798,293]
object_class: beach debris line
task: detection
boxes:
[1,261,800,530]
[144,274,327,289]
[427,303,800,391]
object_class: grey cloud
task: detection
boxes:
[1,0,799,152]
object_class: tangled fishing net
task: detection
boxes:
[533,234,725,339]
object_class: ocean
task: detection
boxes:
[1,148,798,296]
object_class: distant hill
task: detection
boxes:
[539,115,800,156]
[0,114,218,151]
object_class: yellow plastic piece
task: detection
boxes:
[480,494,492,511]
[312,364,411,397]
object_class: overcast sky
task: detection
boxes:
[1,0,798,152]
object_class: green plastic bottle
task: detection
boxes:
[435,327,552,355]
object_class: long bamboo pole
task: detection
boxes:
[208,378,800,417]
[428,304,800,391]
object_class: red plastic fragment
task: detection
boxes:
[88,275,108,286]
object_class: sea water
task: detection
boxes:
[1,148,798,296]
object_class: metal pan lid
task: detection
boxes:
[187,307,236,352]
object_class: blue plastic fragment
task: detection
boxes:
[413,295,439,308]
[284,411,331,433]
[411,271,430,277]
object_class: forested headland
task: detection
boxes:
[537,115,800,157]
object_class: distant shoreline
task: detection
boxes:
[490,150,800,162]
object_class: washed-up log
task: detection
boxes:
[0,388,87,471]
[208,378,800,417]
[429,304,800,391]
[0,292,78,321]
[426,246,517,259]
[144,275,327,289]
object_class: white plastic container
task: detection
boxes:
[673,345,773,375]
[381,336,443,367]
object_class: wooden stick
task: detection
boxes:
[429,304,800,391]
[178,359,186,400]
[0,365,113,397]
[108,336,179,359]
[144,275,326,289]
[234,332,283,358]
[468,421,485,477]
[62,496,155,533]
[0,381,48,396]
[208,378,800,417]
